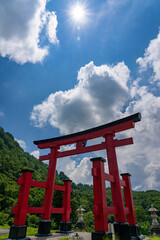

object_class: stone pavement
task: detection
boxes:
[29,232,153,240]
[0,229,9,236]
[29,232,90,240]
[0,230,158,240]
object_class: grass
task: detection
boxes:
[148,237,160,240]
[26,226,38,236]
[0,226,58,240]
[58,238,70,240]
[0,234,8,240]
[0,225,10,229]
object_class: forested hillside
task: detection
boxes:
[0,127,160,234]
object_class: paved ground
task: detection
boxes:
[0,228,9,236]
[29,232,153,240]
[29,232,89,240]
[1,229,159,240]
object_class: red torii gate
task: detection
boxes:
[8,112,142,240]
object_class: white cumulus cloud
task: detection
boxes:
[0,0,59,64]
[137,29,160,83]
[15,138,27,150]
[57,157,76,177]
[119,84,160,190]
[56,156,93,185]
[30,150,40,159]
[46,11,59,44]
[69,157,93,185]
[31,61,130,134]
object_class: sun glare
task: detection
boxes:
[71,4,85,22]
[69,2,88,25]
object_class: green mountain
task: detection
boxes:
[0,127,64,226]
[0,127,160,234]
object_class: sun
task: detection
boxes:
[71,4,86,23]
[69,2,88,25]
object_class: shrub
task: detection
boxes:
[0,212,9,225]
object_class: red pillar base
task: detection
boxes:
[130,225,144,240]
[91,231,112,240]
[7,225,30,240]
[36,220,52,237]
[114,222,131,240]
[57,222,74,233]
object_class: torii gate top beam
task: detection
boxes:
[34,113,141,150]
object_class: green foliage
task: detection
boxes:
[26,214,40,228]
[0,212,8,225]
[51,219,57,230]
[8,217,14,226]
[0,127,48,181]
[140,221,150,235]
[59,171,70,180]
[83,211,94,232]
[135,207,148,223]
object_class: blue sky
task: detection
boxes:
[0,0,160,190]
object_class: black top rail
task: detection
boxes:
[34,113,141,145]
